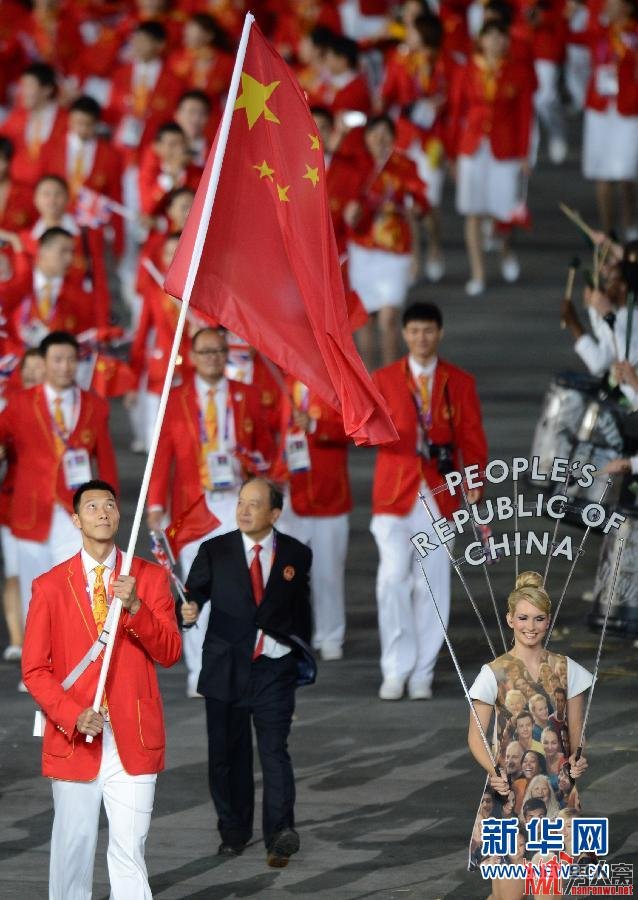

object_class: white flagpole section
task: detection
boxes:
[86,12,256,741]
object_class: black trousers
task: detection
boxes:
[205,654,297,849]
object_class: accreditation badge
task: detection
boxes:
[285,432,311,473]
[62,448,92,490]
[207,451,237,489]
[117,115,144,148]
[595,63,619,97]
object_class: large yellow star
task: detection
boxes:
[253,160,274,181]
[277,184,290,203]
[308,133,321,150]
[303,164,319,187]
[234,73,280,129]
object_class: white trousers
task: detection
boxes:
[370,488,450,687]
[17,505,82,623]
[277,504,349,649]
[534,60,566,143]
[49,724,156,900]
[140,391,161,454]
[1,524,19,578]
[180,492,238,694]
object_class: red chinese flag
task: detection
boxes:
[91,355,136,398]
[165,495,221,558]
[164,21,397,446]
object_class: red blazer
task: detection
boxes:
[22,552,181,780]
[129,280,191,393]
[0,180,36,232]
[348,150,429,254]
[106,63,187,162]
[447,54,536,160]
[325,149,368,254]
[147,378,272,519]
[316,72,372,114]
[371,357,488,518]
[7,272,96,352]
[19,225,111,330]
[272,381,353,517]
[0,105,68,188]
[512,0,568,63]
[168,47,234,102]
[0,385,119,540]
[137,149,202,216]
[581,21,638,115]
[45,137,123,204]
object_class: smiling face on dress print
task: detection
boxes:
[468,648,579,871]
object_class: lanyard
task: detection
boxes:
[405,360,433,432]
[48,387,80,446]
[288,381,309,431]
[198,386,233,447]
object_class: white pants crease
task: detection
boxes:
[277,502,349,648]
[371,487,451,687]
[49,725,156,900]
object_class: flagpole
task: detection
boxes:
[86,12,256,741]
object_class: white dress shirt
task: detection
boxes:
[241,529,290,659]
[81,545,117,604]
[132,59,161,95]
[44,382,80,435]
[26,102,58,148]
[195,374,236,451]
[66,132,97,183]
[33,268,64,310]
[408,355,438,401]
[32,213,79,241]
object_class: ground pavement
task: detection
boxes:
[0,135,636,899]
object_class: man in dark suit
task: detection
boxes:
[183,477,313,868]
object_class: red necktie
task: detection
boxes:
[250,544,264,659]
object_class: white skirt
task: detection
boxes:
[1,524,18,578]
[582,105,638,181]
[347,242,413,313]
[405,139,446,208]
[456,139,521,220]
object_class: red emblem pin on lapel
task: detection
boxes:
[283,566,295,581]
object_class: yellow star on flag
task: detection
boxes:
[303,164,320,187]
[234,73,281,129]
[253,160,275,181]
[277,184,290,203]
[308,134,321,150]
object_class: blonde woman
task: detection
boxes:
[467,571,592,899]
[523,774,561,818]
[529,692,551,740]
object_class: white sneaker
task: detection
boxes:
[548,137,568,164]
[3,645,22,661]
[408,682,433,700]
[17,680,28,693]
[320,643,343,661]
[581,590,594,602]
[465,278,485,297]
[186,687,204,698]
[501,254,520,283]
[425,255,445,282]
[378,678,405,700]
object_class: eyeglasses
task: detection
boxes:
[192,348,228,356]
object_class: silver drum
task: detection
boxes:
[529,372,601,486]
[590,511,638,635]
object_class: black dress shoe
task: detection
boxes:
[266,829,300,868]
[218,842,244,858]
